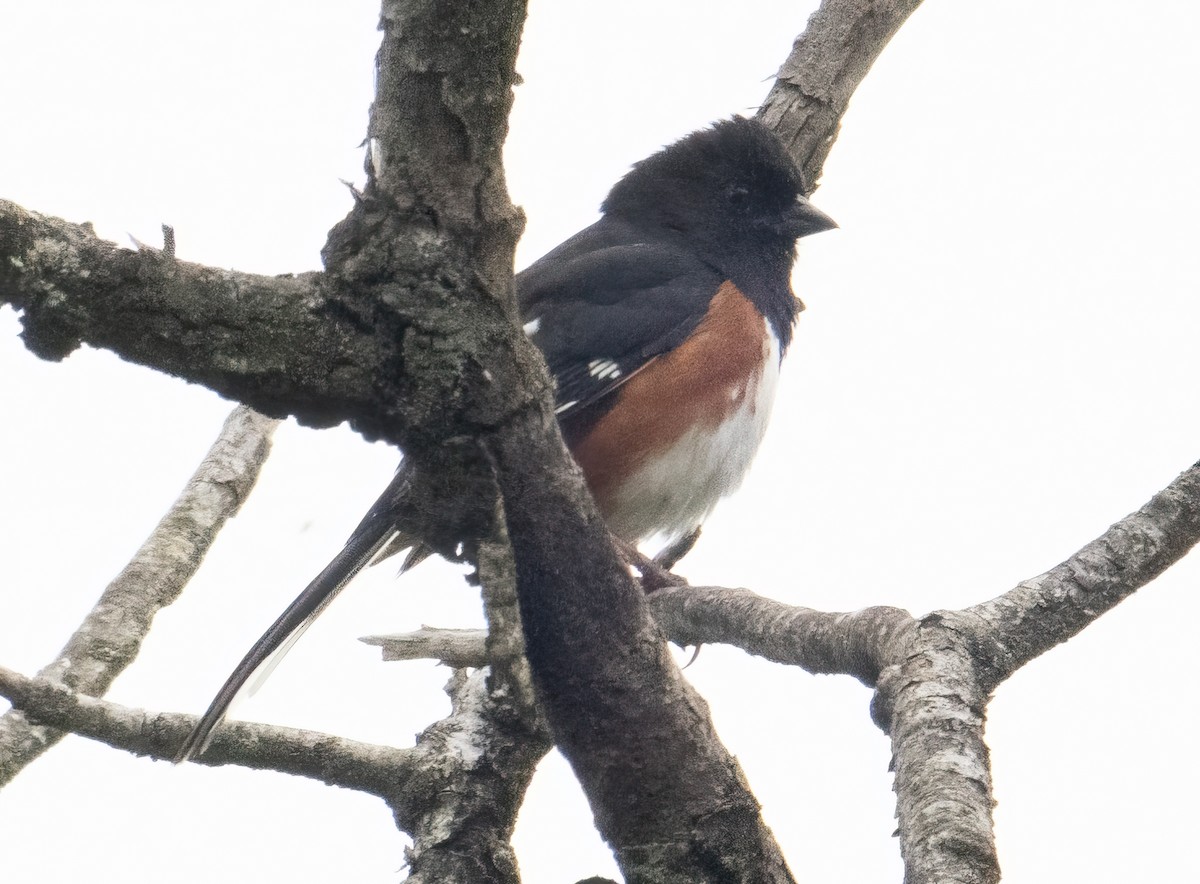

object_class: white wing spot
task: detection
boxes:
[523,317,541,337]
[588,359,622,381]
[555,400,578,414]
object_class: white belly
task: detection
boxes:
[603,323,781,542]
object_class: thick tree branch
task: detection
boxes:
[0,405,278,786]
[0,203,397,431]
[487,409,797,882]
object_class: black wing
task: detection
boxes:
[517,216,725,422]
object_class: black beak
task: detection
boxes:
[786,195,838,238]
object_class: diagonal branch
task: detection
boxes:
[759,0,926,188]
[871,459,1200,884]
[962,458,1200,691]
[0,404,279,787]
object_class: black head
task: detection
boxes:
[601,117,835,346]
[601,116,834,254]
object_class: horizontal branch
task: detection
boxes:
[0,658,551,884]
[0,665,409,797]
[649,588,914,685]
[361,627,489,667]
[363,593,919,689]
[0,200,402,432]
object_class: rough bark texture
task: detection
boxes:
[390,669,549,884]
[760,0,926,190]
[392,504,552,883]
[875,622,999,884]
[489,408,796,882]
[0,206,382,430]
[962,459,1200,690]
[5,1,1199,882]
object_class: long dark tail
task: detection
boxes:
[175,468,418,763]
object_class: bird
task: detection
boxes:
[175,116,836,762]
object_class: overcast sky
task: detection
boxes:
[2,2,1199,882]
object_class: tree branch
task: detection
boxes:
[0,665,408,796]
[386,505,551,883]
[393,667,550,884]
[868,460,1200,884]
[649,588,914,684]
[873,621,999,884]
[759,0,926,189]
[361,594,919,688]
[0,404,278,786]
[0,202,397,431]
[962,458,1200,690]
[361,627,490,667]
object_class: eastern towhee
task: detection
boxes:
[176,116,835,762]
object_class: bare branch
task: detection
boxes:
[963,458,1200,690]
[0,405,279,786]
[649,587,915,684]
[0,665,409,796]
[362,627,489,667]
[759,0,926,188]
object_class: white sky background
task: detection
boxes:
[2,1,1198,881]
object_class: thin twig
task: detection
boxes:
[0,405,279,786]
[0,665,409,796]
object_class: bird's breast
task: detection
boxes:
[569,281,782,543]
